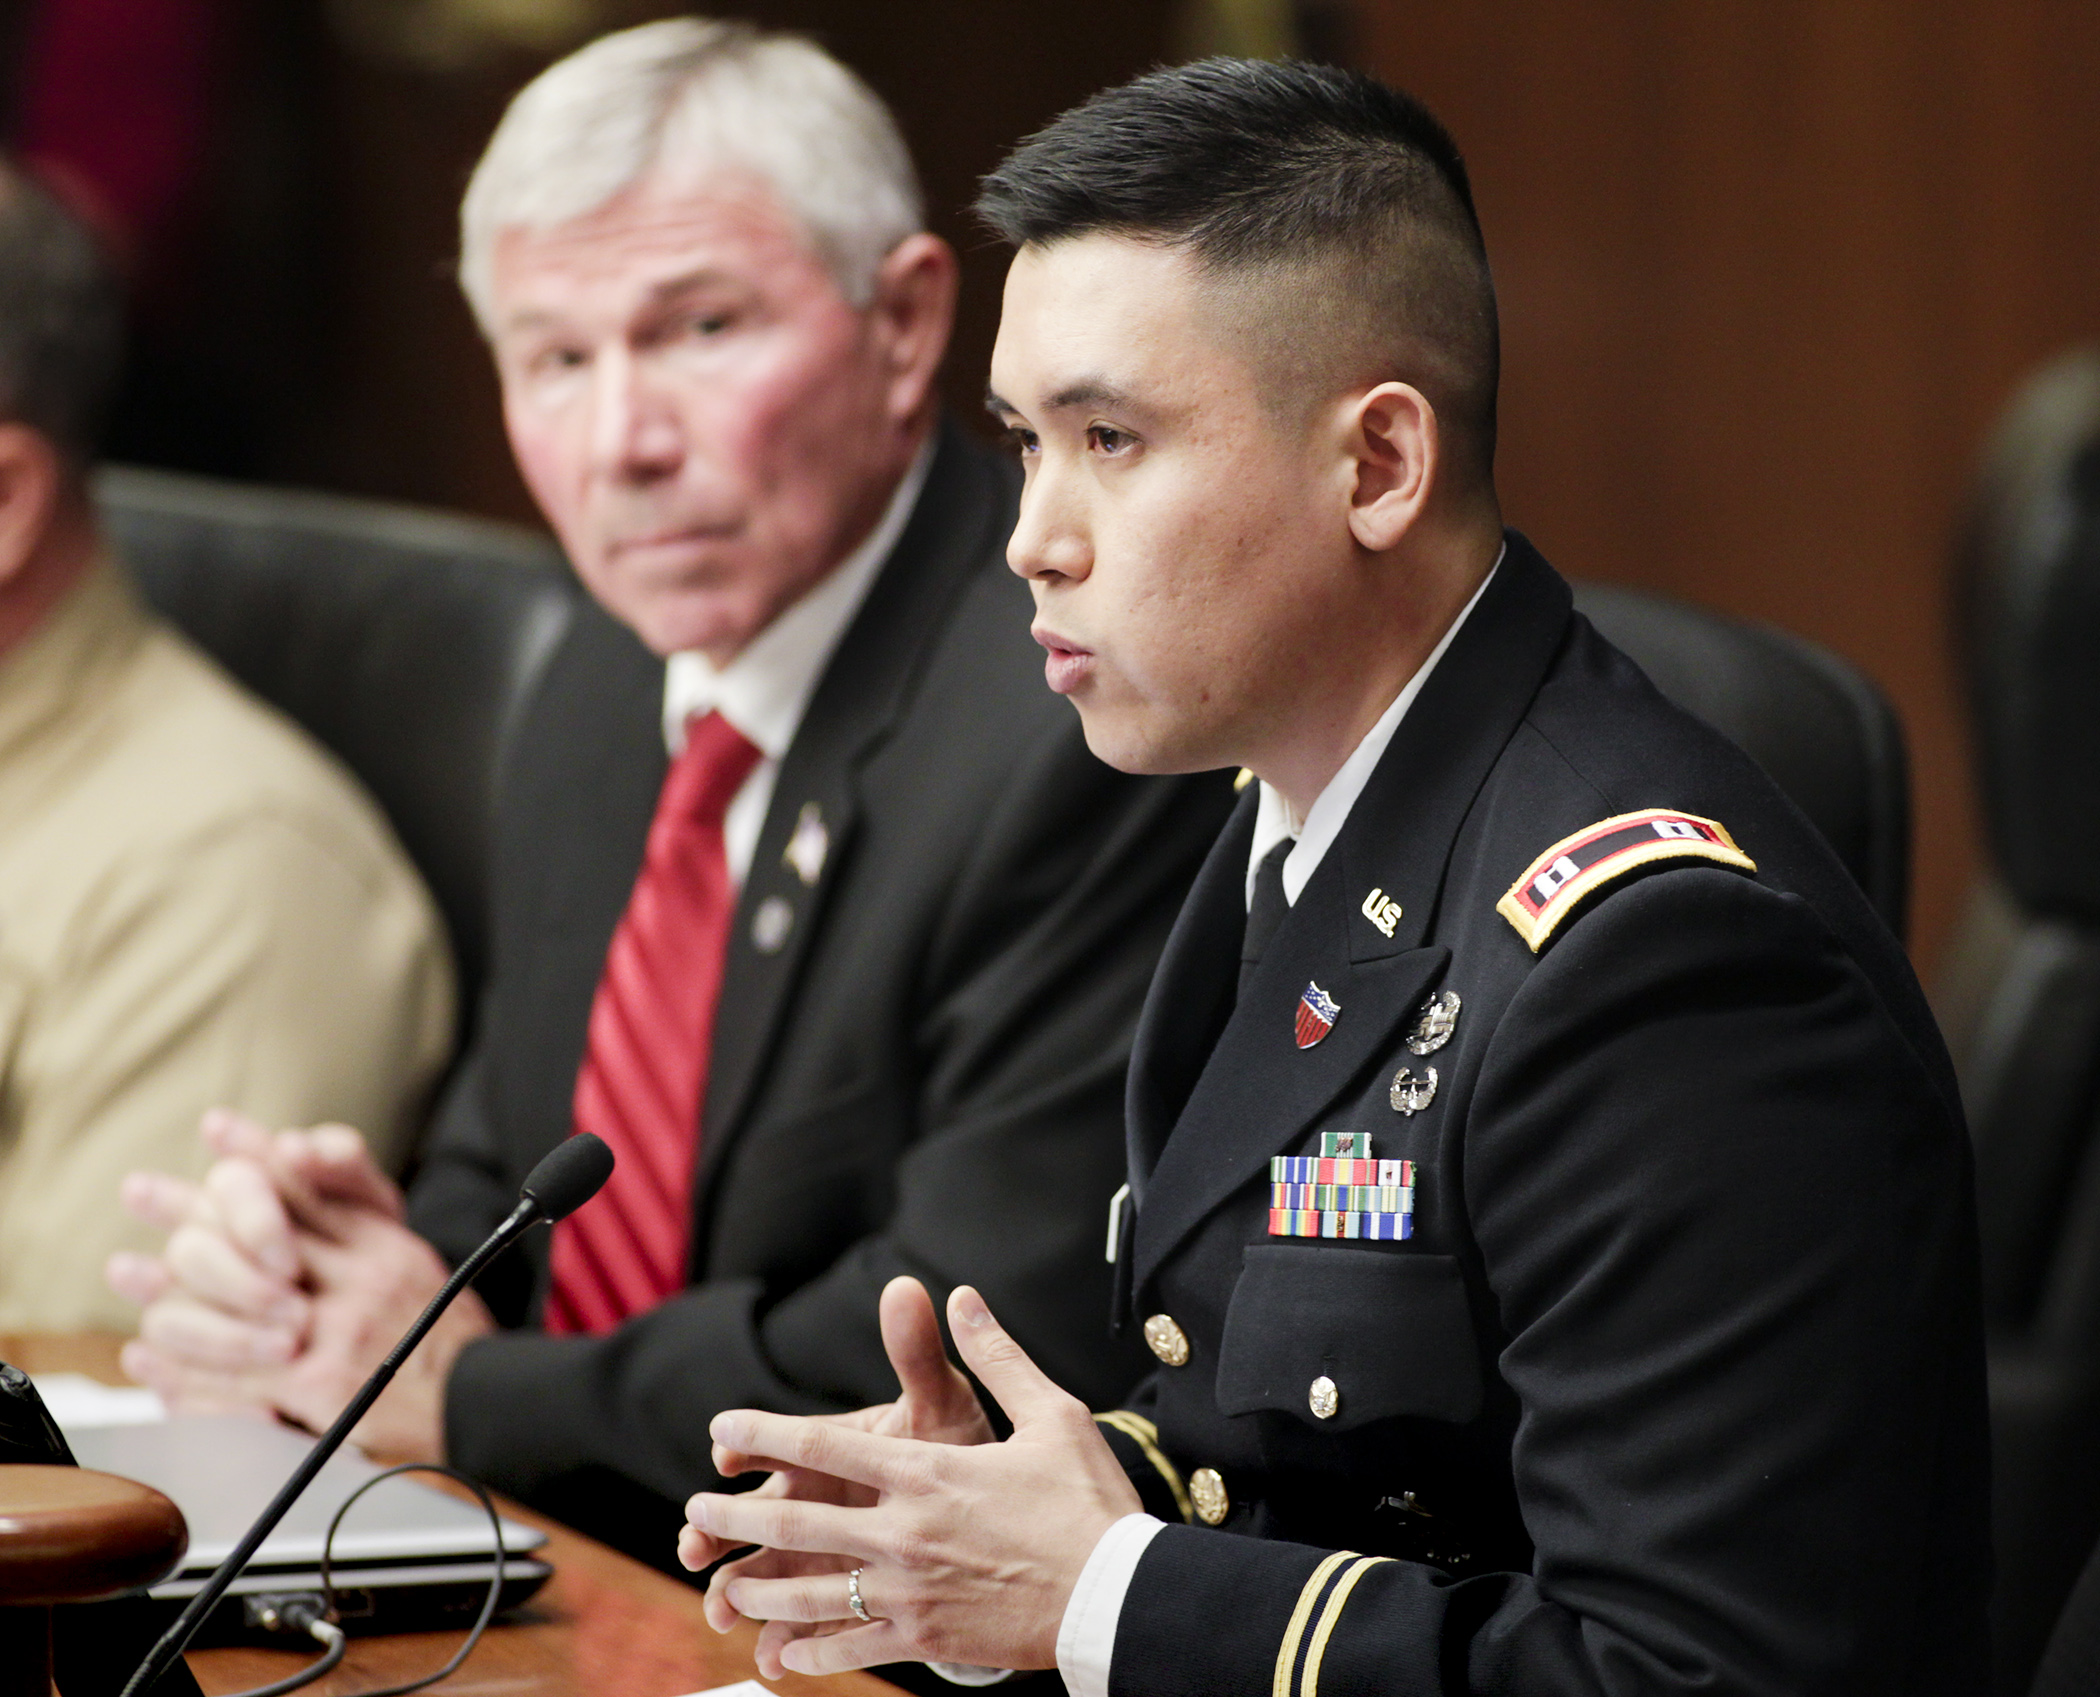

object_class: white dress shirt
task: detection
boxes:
[659,437,933,880]
[1056,548,1501,1697]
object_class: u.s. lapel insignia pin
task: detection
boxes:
[1360,886,1402,938]
[1295,981,1340,1049]
[1406,989,1461,1056]
[783,802,828,886]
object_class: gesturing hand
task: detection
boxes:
[684,1281,1139,1679]
[679,1275,992,1589]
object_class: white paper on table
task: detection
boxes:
[673,1685,774,1697]
[30,1372,167,1430]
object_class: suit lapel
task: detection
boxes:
[506,600,666,1175]
[696,422,1014,1202]
[1125,792,1257,1198]
[1131,537,1574,1292]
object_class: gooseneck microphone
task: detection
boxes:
[120,1134,615,1697]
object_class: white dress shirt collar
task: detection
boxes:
[661,435,935,759]
[1246,544,1503,909]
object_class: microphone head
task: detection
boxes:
[521,1134,615,1222]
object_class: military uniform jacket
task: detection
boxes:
[1095,536,1988,1696]
[407,423,1236,1551]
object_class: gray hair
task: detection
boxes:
[459,17,924,331]
[0,160,123,465]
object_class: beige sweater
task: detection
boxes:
[0,556,454,1330]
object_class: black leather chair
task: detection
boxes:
[93,465,578,1019]
[1571,581,1911,937]
[1940,345,2100,1695]
[2032,1525,2100,1696]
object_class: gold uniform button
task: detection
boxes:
[1308,1375,1339,1420]
[1189,1467,1230,1525]
[1143,1314,1190,1366]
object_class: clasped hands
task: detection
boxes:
[107,1114,1136,1677]
[104,1109,489,1460]
[681,1275,1141,1680]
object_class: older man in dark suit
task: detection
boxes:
[108,17,1231,1559]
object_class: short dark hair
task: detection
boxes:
[977,59,1498,481]
[0,159,124,466]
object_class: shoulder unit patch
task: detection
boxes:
[1497,808,1755,952]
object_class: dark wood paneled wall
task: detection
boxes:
[1360,2,2100,968]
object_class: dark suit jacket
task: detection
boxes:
[1097,535,1989,1696]
[408,423,1236,1550]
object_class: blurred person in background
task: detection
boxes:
[0,159,453,1332]
[6,0,223,284]
[4,0,263,472]
[110,17,1233,1568]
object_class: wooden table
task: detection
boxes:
[0,1334,902,1697]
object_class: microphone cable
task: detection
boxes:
[121,1132,613,1697]
[218,1462,507,1697]
[227,1604,343,1697]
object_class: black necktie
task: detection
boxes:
[1240,838,1294,996]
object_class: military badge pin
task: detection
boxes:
[1295,981,1340,1049]
[1406,989,1461,1056]
[1389,1064,1438,1115]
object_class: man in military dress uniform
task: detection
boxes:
[675,59,1990,1697]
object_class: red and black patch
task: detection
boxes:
[1497,809,1755,951]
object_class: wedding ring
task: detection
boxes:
[847,1565,875,1624]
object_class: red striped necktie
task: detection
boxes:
[546,709,762,1335]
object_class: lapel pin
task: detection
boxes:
[1295,981,1340,1049]
[1406,989,1461,1056]
[1389,1064,1438,1115]
[783,801,828,886]
[1360,886,1403,938]
[751,894,794,954]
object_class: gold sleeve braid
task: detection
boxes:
[1093,1410,1193,1524]
[1297,1556,1394,1697]
[1270,1551,1355,1697]
[1271,1551,1396,1697]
